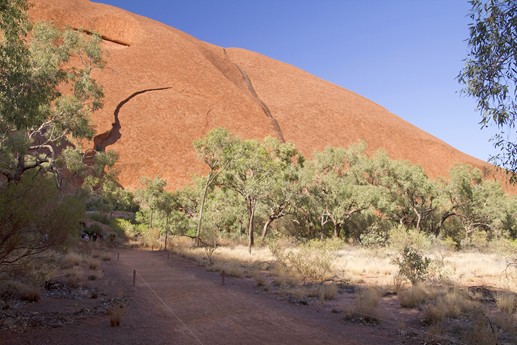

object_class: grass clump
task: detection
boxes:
[344,287,382,324]
[423,289,474,324]
[398,284,434,308]
[319,282,338,301]
[0,280,41,302]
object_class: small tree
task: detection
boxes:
[193,128,235,246]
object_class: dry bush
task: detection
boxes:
[462,308,499,345]
[85,258,101,270]
[63,267,85,288]
[276,246,333,283]
[496,292,517,314]
[398,284,443,309]
[108,304,126,327]
[61,252,84,268]
[423,289,475,324]
[319,282,338,301]
[345,287,383,324]
[87,270,103,281]
[0,280,40,302]
[91,249,111,261]
[272,263,299,287]
[251,272,266,286]
[211,261,247,278]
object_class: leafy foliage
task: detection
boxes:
[395,246,432,285]
[458,0,517,172]
[0,0,104,184]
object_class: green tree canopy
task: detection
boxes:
[0,0,104,184]
[458,0,517,172]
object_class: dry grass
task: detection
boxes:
[108,304,126,327]
[319,282,338,301]
[344,287,383,323]
[0,280,41,302]
[423,289,475,324]
[495,292,517,314]
[398,284,441,309]
[61,252,84,268]
[462,309,499,345]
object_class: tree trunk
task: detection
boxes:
[164,214,169,251]
[196,175,211,247]
[261,217,274,240]
[247,198,256,254]
[333,222,340,238]
[413,207,422,231]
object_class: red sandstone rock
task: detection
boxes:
[29,0,493,190]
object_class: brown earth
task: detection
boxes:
[1,248,434,345]
[28,0,494,190]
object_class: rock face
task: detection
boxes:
[30,0,488,190]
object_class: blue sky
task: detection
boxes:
[96,0,494,162]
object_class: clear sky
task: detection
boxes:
[95,0,495,162]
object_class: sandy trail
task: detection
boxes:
[3,248,397,345]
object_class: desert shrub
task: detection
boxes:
[359,231,388,248]
[388,226,433,252]
[276,244,333,283]
[0,280,40,302]
[61,252,84,269]
[463,308,499,345]
[109,304,126,327]
[462,230,489,250]
[111,218,137,238]
[305,238,344,251]
[345,287,382,324]
[319,282,338,300]
[496,292,517,315]
[423,289,475,324]
[488,238,517,257]
[398,284,432,308]
[89,212,111,225]
[394,246,431,285]
[0,173,86,271]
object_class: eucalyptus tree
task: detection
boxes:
[370,152,438,233]
[193,128,236,246]
[222,138,275,252]
[156,191,180,250]
[458,0,517,173]
[136,177,167,229]
[0,0,104,185]
[301,144,379,238]
[259,138,304,240]
[441,164,506,243]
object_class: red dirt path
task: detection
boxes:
[2,249,404,345]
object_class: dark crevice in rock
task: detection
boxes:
[93,87,172,152]
[74,28,131,47]
[223,49,286,142]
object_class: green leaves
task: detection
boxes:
[459,0,517,172]
[0,2,104,183]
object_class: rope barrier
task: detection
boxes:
[135,270,205,345]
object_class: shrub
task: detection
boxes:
[0,280,41,302]
[345,287,382,324]
[394,246,431,285]
[319,282,338,300]
[89,212,111,225]
[111,218,137,238]
[280,245,333,283]
[398,284,432,308]
[388,226,433,252]
[423,289,474,324]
